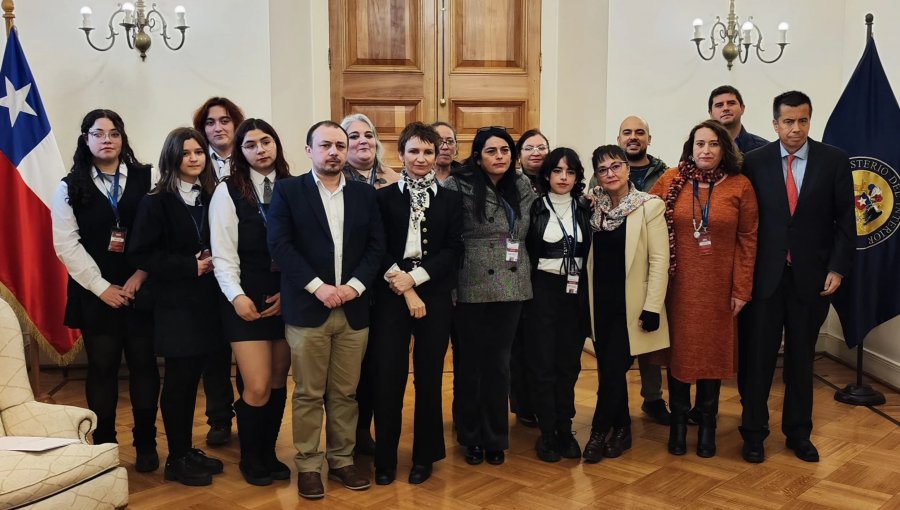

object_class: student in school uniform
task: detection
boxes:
[209,119,292,486]
[128,127,225,487]
[51,109,160,472]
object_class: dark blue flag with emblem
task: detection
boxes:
[822,36,900,348]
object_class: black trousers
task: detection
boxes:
[591,308,633,432]
[524,272,583,434]
[455,301,522,451]
[740,266,830,442]
[509,302,534,418]
[202,342,235,426]
[83,326,159,448]
[162,355,205,458]
[372,289,451,469]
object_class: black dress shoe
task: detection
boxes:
[517,413,539,428]
[408,464,432,484]
[164,455,212,486]
[485,450,505,465]
[186,448,224,474]
[465,446,484,465]
[135,447,159,473]
[375,467,396,486]
[535,433,561,462]
[583,430,608,464]
[206,424,232,446]
[603,427,632,458]
[557,430,582,459]
[355,428,376,456]
[641,400,672,426]
[786,438,819,462]
[742,440,765,463]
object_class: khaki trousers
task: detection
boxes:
[286,309,369,473]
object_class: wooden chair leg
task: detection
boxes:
[26,334,54,403]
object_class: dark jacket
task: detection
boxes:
[375,182,464,295]
[742,139,855,300]
[127,190,222,357]
[735,126,769,154]
[525,194,592,272]
[266,172,385,329]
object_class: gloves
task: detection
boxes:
[639,310,660,332]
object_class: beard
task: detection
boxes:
[626,148,647,163]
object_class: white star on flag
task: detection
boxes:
[0,77,37,127]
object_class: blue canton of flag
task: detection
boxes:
[0,28,51,167]
[822,36,900,348]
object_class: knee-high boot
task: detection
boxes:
[696,379,721,458]
[263,387,290,480]
[235,400,273,486]
[667,373,691,456]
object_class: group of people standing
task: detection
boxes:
[50,83,854,501]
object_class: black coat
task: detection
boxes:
[266,172,385,329]
[525,194,592,272]
[127,191,222,357]
[375,182,464,295]
[742,139,855,300]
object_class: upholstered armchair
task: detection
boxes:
[0,297,128,509]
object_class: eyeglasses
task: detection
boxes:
[476,125,508,133]
[595,161,627,176]
[242,138,275,152]
[439,138,457,147]
[87,130,122,141]
[522,144,548,154]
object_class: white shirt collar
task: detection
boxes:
[780,140,810,159]
[94,161,128,178]
[397,176,438,195]
[311,168,346,191]
[209,147,231,161]
[250,169,274,187]
[178,178,200,193]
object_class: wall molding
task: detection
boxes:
[817,333,900,391]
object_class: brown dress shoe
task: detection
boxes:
[298,471,325,499]
[327,465,371,490]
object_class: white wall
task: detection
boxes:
[12,0,272,170]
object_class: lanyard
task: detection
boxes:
[250,182,270,227]
[692,180,715,233]
[179,192,207,249]
[368,167,378,186]
[499,195,518,239]
[545,196,580,274]
[97,167,122,227]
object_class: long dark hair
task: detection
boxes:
[67,109,148,207]
[153,127,217,196]
[678,120,742,175]
[230,119,291,202]
[452,126,522,222]
[537,147,585,197]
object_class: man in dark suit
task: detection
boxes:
[739,91,855,464]
[267,120,385,499]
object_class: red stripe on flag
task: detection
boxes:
[0,151,79,357]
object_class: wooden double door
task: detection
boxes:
[329,0,542,168]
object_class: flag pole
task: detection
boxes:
[834,13,887,407]
[2,0,53,404]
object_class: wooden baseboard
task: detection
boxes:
[818,333,900,392]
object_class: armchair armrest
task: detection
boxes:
[1,401,96,442]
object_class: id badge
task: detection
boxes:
[270,258,281,273]
[697,232,712,256]
[505,238,520,262]
[198,248,212,261]
[108,227,127,253]
[566,273,579,294]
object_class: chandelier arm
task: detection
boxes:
[755,41,788,64]
[144,7,186,51]
[693,39,716,61]
[80,28,116,51]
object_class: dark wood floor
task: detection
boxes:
[40,353,900,509]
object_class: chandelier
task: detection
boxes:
[79,1,189,61]
[691,0,788,70]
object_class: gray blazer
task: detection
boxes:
[443,173,536,303]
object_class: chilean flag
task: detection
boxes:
[0,29,80,360]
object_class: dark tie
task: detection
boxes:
[192,184,202,206]
[263,177,273,204]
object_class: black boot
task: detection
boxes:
[556,423,582,459]
[696,379,721,458]
[235,400,273,486]
[133,408,159,472]
[667,373,690,456]
[263,387,290,480]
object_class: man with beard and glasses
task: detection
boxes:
[708,85,768,154]
[588,115,670,427]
